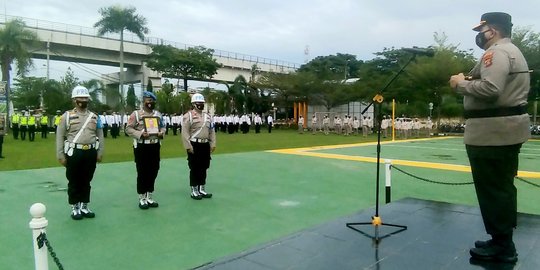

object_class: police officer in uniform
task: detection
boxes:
[297,115,304,134]
[27,110,37,141]
[10,108,20,139]
[450,12,530,263]
[19,110,28,140]
[56,86,104,220]
[53,110,62,133]
[40,110,49,138]
[181,93,216,200]
[0,113,5,158]
[126,91,165,209]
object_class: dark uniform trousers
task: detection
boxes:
[66,148,97,204]
[20,125,27,140]
[187,142,211,186]
[134,143,161,194]
[466,144,521,239]
[0,135,4,156]
[41,125,48,138]
[28,125,36,141]
[12,124,19,139]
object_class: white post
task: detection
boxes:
[385,159,392,203]
[29,203,49,270]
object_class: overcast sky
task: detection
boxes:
[2,0,539,85]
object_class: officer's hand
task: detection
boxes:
[211,147,216,153]
[97,155,102,163]
[141,131,149,138]
[187,148,194,154]
[449,73,465,89]
[58,158,67,167]
[157,132,164,139]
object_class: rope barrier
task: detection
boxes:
[391,164,539,188]
[516,177,540,188]
[391,165,474,185]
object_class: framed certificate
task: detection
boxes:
[143,116,160,135]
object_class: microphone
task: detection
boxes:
[402,47,435,57]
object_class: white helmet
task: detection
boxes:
[71,86,91,98]
[191,93,205,103]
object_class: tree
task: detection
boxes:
[11,77,45,110]
[513,28,540,98]
[403,33,475,122]
[125,84,137,112]
[11,69,106,113]
[230,75,248,113]
[146,45,222,92]
[256,72,304,119]
[94,5,149,110]
[512,27,540,123]
[146,78,153,92]
[298,53,363,81]
[0,19,39,117]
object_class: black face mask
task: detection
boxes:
[145,102,156,110]
[475,30,491,49]
[77,101,88,109]
[195,104,204,111]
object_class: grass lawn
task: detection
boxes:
[0,128,383,171]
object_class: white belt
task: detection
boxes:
[190,138,208,143]
[68,142,96,150]
[137,139,159,144]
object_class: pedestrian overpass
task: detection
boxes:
[1,14,299,90]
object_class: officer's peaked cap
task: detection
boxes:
[473,12,513,32]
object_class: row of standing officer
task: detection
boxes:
[9,109,62,141]
[56,86,215,220]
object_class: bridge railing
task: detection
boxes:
[0,14,300,70]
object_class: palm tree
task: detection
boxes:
[0,19,39,118]
[94,5,148,110]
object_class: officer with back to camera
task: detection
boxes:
[450,12,530,263]
[40,110,49,138]
[0,113,5,158]
[126,91,165,209]
[53,110,62,133]
[56,86,104,220]
[10,108,20,139]
[181,93,215,200]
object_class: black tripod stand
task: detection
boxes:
[346,53,420,241]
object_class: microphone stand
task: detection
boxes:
[345,54,419,241]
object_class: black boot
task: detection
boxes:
[470,234,517,263]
